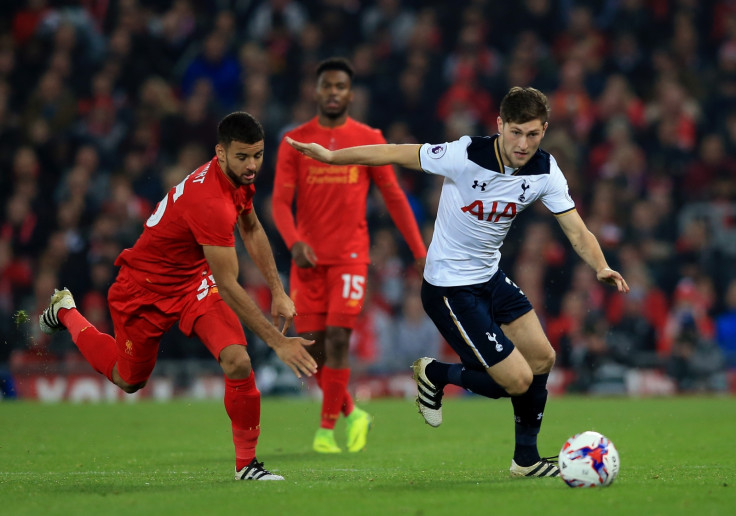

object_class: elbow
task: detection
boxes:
[214,277,240,304]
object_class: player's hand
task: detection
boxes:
[271,290,297,334]
[596,267,630,293]
[286,137,333,163]
[292,241,317,268]
[272,336,317,378]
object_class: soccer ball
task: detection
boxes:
[558,431,620,488]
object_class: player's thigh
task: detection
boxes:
[491,270,554,374]
[108,281,173,385]
[290,263,328,333]
[420,280,513,369]
[487,347,533,396]
[501,310,555,374]
[324,263,367,329]
[188,295,247,362]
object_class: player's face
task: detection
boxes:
[316,70,353,120]
[216,140,264,186]
[497,117,548,169]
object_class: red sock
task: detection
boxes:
[315,367,354,417]
[224,372,261,470]
[342,390,355,417]
[320,366,350,429]
[59,308,117,382]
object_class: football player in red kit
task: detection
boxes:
[273,57,427,453]
[40,112,317,480]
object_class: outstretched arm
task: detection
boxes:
[556,209,630,293]
[237,210,286,313]
[286,137,423,170]
[203,243,317,378]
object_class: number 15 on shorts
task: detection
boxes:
[341,274,365,304]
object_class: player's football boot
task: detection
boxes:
[234,458,284,480]
[412,357,443,427]
[345,407,373,452]
[313,428,342,453]
[39,288,76,335]
[509,457,560,477]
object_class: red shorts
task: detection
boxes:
[290,262,368,333]
[108,268,246,385]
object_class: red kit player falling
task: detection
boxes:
[39,112,317,480]
[273,57,427,453]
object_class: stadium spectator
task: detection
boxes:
[715,278,736,368]
[1,0,735,399]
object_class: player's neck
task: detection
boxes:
[318,113,348,129]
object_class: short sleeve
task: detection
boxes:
[540,156,576,215]
[418,136,471,180]
[185,198,237,247]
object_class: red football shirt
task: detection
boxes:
[273,117,426,265]
[115,156,254,295]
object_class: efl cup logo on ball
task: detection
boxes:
[558,431,620,488]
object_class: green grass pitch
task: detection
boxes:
[1,395,734,516]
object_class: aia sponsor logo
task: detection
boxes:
[461,200,517,222]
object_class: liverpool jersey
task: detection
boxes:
[115,156,255,295]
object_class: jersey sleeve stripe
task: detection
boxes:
[418,145,427,173]
[552,207,577,217]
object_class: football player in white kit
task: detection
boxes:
[287,87,629,478]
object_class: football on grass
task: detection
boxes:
[558,431,620,487]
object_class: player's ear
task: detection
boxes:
[215,143,225,160]
[496,116,503,134]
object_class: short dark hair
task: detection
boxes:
[316,57,354,81]
[499,87,550,125]
[217,111,264,146]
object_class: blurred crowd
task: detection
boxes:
[1,0,735,395]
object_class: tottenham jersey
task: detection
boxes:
[418,134,575,287]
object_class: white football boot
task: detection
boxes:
[412,357,444,427]
[39,288,76,335]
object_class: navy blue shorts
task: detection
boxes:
[421,270,533,371]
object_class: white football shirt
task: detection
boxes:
[419,135,575,287]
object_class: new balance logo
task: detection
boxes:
[473,180,487,191]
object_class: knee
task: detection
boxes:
[120,381,146,394]
[113,366,147,394]
[539,347,556,373]
[530,346,556,375]
[325,328,351,356]
[220,351,252,379]
[506,370,533,396]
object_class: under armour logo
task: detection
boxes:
[537,412,544,420]
[519,179,529,202]
[473,180,487,191]
[518,179,530,202]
